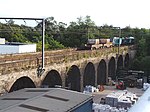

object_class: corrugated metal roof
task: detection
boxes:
[0,88,93,112]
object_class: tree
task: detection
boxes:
[145,35,150,55]
[136,37,146,57]
[45,35,64,50]
[122,26,133,37]
[7,19,15,25]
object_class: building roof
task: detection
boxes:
[129,87,150,112]
[5,42,35,46]
[0,88,93,112]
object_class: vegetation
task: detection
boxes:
[0,16,150,77]
[130,32,150,76]
[1,16,148,50]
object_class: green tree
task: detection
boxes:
[145,35,150,55]
[45,35,64,50]
[136,37,146,57]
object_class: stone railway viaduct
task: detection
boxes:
[0,46,136,94]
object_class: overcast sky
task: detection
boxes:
[0,0,150,28]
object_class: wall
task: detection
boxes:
[19,44,36,53]
[0,44,36,54]
[73,99,93,112]
[0,38,5,44]
[0,45,19,54]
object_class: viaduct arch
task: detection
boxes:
[41,70,62,88]
[9,76,36,93]
[65,65,81,92]
[97,59,107,85]
[6,53,131,93]
[108,57,116,80]
[83,62,95,87]
[0,46,135,94]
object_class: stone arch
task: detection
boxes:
[97,59,107,85]
[124,53,130,69]
[9,76,35,93]
[117,55,123,69]
[65,65,81,92]
[116,55,124,77]
[83,62,95,87]
[108,57,116,80]
[41,70,62,88]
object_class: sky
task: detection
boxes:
[0,0,150,28]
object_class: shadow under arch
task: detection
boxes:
[9,76,35,93]
[124,53,130,69]
[97,59,107,85]
[108,57,116,80]
[116,55,123,77]
[65,65,81,92]
[41,70,62,88]
[117,55,123,69]
[83,62,95,87]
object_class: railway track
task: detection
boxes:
[0,46,126,65]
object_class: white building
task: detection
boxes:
[0,38,36,54]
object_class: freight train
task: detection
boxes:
[84,38,113,50]
[79,37,135,50]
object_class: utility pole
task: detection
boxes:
[0,17,45,77]
[118,27,121,55]
[87,25,89,39]
[42,19,45,70]
[112,26,121,56]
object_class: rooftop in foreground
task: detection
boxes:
[0,88,93,112]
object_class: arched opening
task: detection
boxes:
[42,70,62,88]
[9,76,35,93]
[117,55,123,69]
[83,62,95,87]
[108,57,116,80]
[116,55,123,77]
[124,53,130,69]
[97,59,107,85]
[65,65,81,92]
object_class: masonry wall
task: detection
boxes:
[0,46,132,94]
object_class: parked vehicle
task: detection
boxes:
[116,79,126,90]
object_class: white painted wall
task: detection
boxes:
[19,44,36,53]
[0,38,5,44]
[0,45,19,54]
[0,44,36,54]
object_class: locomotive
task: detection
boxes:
[113,37,135,46]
